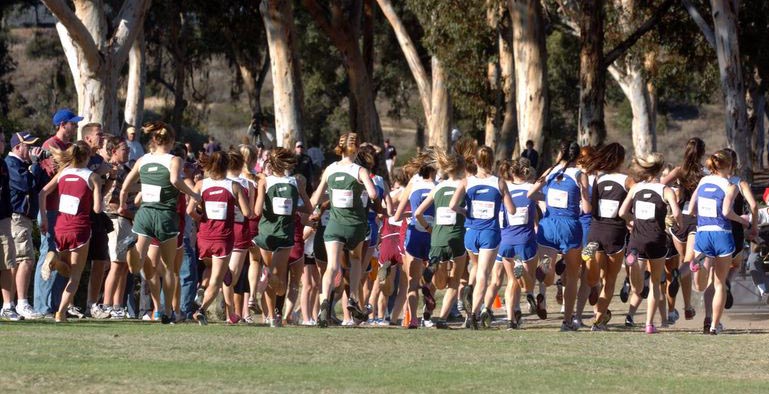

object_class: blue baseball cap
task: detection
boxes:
[10,131,39,148]
[52,109,83,126]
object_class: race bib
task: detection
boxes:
[332,189,354,208]
[273,197,293,216]
[436,207,457,226]
[635,200,656,220]
[59,194,80,215]
[234,207,245,223]
[205,201,227,220]
[507,207,529,226]
[698,197,718,218]
[141,184,161,203]
[471,200,495,220]
[598,199,620,219]
[547,189,568,209]
[682,201,691,215]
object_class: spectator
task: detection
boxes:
[521,139,539,169]
[451,128,462,144]
[184,142,195,162]
[384,138,397,176]
[6,131,44,319]
[294,141,315,193]
[34,108,80,317]
[307,144,323,169]
[204,136,221,154]
[125,126,144,164]
[0,133,20,320]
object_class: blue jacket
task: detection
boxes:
[5,154,42,218]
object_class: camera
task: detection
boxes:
[31,150,51,163]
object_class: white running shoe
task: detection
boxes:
[17,304,43,320]
[341,319,355,326]
[110,307,126,319]
[0,307,23,321]
[90,304,111,319]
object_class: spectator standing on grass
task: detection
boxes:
[307,144,323,169]
[34,108,80,317]
[0,133,22,321]
[521,140,539,170]
[384,138,397,176]
[205,136,221,155]
[6,131,44,319]
[295,141,315,193]
[125,126,144,164]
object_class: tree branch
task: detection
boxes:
[110,0,153,67]
[302,0,337,40]
[42,0,101,70]
[681,0,715,49]
[256,49,271,92]
[602,0,674,69]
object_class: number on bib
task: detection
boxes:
[436,207,457,226]
[332,189,354,208]
[471,200,495,220]
[598,199,620,218]
[59,194,80,215]
[635,200,656,220]
[698,197,718,218]
[205,201,227,220]
[141,184,162,203]
[547,189,569,209]
[273,197,293,216]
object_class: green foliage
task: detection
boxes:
[546,30,580,143]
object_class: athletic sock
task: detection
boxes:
[17,299,29,308]
[3,302,12,310]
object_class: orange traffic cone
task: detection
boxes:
[493,295,503,309]
[403,308,411,327]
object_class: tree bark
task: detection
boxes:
[429,57,452,150]
[261,0,305,148]
[124,27,145,131]
[747,71,765,169]
[711,0,751,179]
[498,9,517,161]
[485,61,500,149]
[44,0,151,136]
[510,0,546,157]
[577,0,606,147]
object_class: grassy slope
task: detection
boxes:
[2,321,769,393]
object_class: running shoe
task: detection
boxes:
[619,277,630,303]
[514,310,523,327]
[555,280,564,305]
[624,314,634,327]
[645,324,658,334]
[300,319,316,326]
[507,319,519,330]
[596,309,612,326]
[141,313,152,321]
[67,305,85,319]
[513,257,525,279]
[194,287,205,306]
[480,307,493,328]
[709,323,723,335]
[272,311,283,328]
[582,242,600,262]
[110,307,127,319]
[573,317,586,328]
[535,293,547,320]
[555,258,566,276]
[667,309,679,325]
[193,310,208,326]
[560,320,578,332]
[90,304,111,319]
[591,323,607,332]
[432,318,448,329]
[174,312,185,324]
[725,281,733,309]
[317,299,330,328]
[422,285,436,314]
[703,317,712,334]
[408,319,419,329]
[54,311,67,323]
[588,285,600,306]
[244,314,256,324]
[626,248,639,267]
[457,300,466,314]
[248,296,262,315]
[346,298,369,322]
[641,271,650,299]
[228,313,241,325]
[421,318,434,328]
[526,293,537,314]
[341,319,355,326]
[668,268,680,297]
[684,306,696,320]
[470,313,479,330]
[17,304,42,320]
[0,308,22,321]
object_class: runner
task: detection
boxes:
[39,141,102,323]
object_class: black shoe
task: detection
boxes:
[346,298,369,322]
[470,313,479,330]
[160,314,172,325]
[507,319,519,330]
[480,307,493,328]
[668,269,680,298]
[703,317,712,334]
[526,293,537,314]
[641,271,650,299]
[624,314,634,327]
[725,282,733,310]
[318,299,329,328]
[514,310,523,327]
[434,319,449,329]
[620,277,630,303]
[460,285,473,314]
[536,293,547,320]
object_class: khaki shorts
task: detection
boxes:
[10,213,33,263]
[108,216,133,262]
[0,217,17,270]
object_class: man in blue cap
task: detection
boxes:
[33,108,81,318]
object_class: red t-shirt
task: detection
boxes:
[42,136,72,211]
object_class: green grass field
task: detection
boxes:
[2,320,769,393]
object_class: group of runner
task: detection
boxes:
[36,122,759,334]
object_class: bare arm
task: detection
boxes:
[499,178,516,215]
[660,166,682,186]
[414,189,436,231]
[392,182,413,222]
[722,184,749,227]
[119,157,141,211]
[663,186,683,229]
[740,180,759,236]
[255,177,266,217]
[171,157,201,203]
[579,172,591,214]
[310,167,329,208]
[38,172,61,234]
[449,179,468,217]
[358,167,378,200]
[185,181,203,221]
[618,185,636,222]
[90,173,103,214]
[295,175,312,214]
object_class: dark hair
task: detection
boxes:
[632,152,665,181]
[143,121,175,146]
[201,151,229,179]
[723,148,738,170]
[498,160,513,181]
[705,149,733,174]
[476,146,494,172]
[585,143,625,174]
[680,137,705,191]
[267,147,297,175]
[391,167,408,187]
[577,146,596,170]
[171,143,187,159]
[228,150,245,172]
[454,137,478,175]
[558,140,580,164]
[105,136,125,155]
[526,140,534,146]
[356,144,377,171]
[82,123,102,136]
[511,157,533,180]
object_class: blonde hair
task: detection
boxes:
[268,147,297,175]
[142,121,175,146]
[239,144,258,170]
[51,140,90,168]
[433,148,465,177]
[705,149,733,174]
[632,152,665,181]
[335,132,359,157]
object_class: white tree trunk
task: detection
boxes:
[511,0,547,155]
[124,28,145,131]
[711,0,751,178]
[498,16,517,161]
[609,63,655,157]
[485,61,500,149]
[261,0,304,148]
[428,57,451,150]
